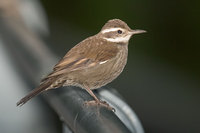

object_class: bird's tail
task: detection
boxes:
[16,80,52,106]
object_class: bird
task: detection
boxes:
[17,19,146,108]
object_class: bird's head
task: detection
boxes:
[99,19,146,44]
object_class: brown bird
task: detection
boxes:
[17,19,146,107]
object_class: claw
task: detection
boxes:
[84,100,115,112]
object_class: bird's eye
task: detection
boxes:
[117,30,122,34]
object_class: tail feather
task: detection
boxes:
[16,81,52,106]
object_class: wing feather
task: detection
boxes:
[43,36,119,80]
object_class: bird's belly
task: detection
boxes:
[81,49,128,89]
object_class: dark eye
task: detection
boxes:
[117,30,122,34]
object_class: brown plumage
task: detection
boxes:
[17,19,146,106]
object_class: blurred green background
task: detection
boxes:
[0,0,194,133]
[36,0,200,132]
[0,0,199,132]
[39,0,200,132]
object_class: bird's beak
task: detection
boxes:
[130,29,147,35]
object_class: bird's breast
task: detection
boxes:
[83,45,128,89]
[106,45,128,81]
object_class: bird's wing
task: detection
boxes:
[43,37,119,79]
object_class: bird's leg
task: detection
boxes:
[85,87,100,102]
[84,88,115,111]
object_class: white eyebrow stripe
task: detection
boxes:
[101,28,124,33]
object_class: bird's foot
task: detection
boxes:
[84,100,115,112]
